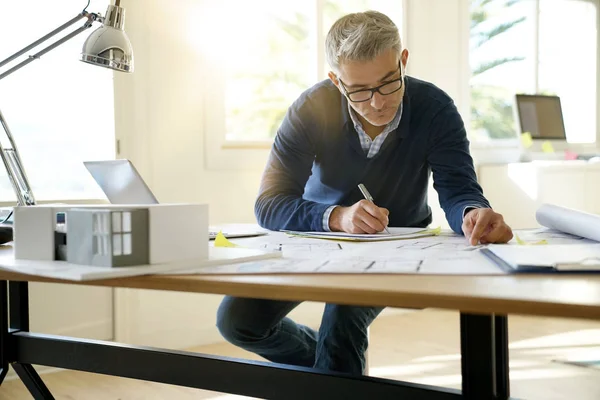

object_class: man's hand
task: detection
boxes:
[329,200,389,234]
[462,208,513,245]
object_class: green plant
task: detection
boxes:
[470,0,526,140]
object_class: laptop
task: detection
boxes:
[83,159,266,240]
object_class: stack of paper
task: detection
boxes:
[482,243,600,273]
[282,227,440,242]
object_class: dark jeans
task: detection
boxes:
[216,296,383,375]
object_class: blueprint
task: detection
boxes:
[182,227,595,275]
[6,226,595,280]
[258,241,344,259]
[190,256,423,275]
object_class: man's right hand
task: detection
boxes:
[329,200,390,234]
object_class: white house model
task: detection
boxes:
[13,203,208,267]
[67,208,150,267]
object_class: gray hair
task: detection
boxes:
[325,10,402,74]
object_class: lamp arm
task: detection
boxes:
[0,10,103,207]
[0,109,34,206]
[0,11,101,82]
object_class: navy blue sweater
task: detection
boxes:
[255,76,490,234]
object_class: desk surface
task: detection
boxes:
[2,269,600,320]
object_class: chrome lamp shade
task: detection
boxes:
[0,0,134,210]
[81,3,134,73]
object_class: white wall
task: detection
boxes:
[114,0,316,347]
[403,0,469,228]
[114,1,265,225]
[112,0,476,347]
[404,0,470,119]
[115,0,468,227]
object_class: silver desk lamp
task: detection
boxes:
[0,0,134,209]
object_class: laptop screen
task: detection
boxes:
[84,160,158,204]
[515,94,567,140]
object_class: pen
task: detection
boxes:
[358,183,391,234]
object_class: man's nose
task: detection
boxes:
[370,91,385,109]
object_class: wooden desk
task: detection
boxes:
[2,270,600,399]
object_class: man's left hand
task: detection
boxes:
[462,208,513,245]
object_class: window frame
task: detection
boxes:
[468,0,600,152]
[0,0,118,203]
[203,0,407,171]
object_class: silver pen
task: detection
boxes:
[358,183,391,234]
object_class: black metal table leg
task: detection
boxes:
[460,313,510,400]
[495,315,510,398]
[0,280,8,384]
[9,281,54,399]
[12,363,55,399]
[10,281,29,331]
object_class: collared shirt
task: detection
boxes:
[322,103,403,231]
[350,102,403,159]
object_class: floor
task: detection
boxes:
[2,309,600,399]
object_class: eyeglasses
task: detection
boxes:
[338,63,403,103]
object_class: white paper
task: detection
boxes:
[257,241,344,259]
[225,231,352,259]
[515,227,596,245]
[194,228,598,276]
[419,250,503,275]
[536,203,600,242]
[486,243,600,270]
[340,231,481,257]
[180,231,504,275]
[191,256,423,275]
[282,227,437,242]
[0,246,280,281]
[285,227,425,238]
[188,250,502,275]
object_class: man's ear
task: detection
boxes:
[328,71,340,88]
[401,49,409,71]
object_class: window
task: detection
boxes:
[0,0,115,201]
[111,211,132,256]
[93,212,110,256]
[93,210,132,256]
[198,0,403,144]
[470,0,597,143]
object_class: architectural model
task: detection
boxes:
[67,208,150,267]
[13,203,208,267]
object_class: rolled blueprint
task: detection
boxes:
[536,203,600,242]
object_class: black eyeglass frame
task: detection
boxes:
[338,62,403,103]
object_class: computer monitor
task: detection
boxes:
[514,94,567,140]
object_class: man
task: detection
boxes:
[217,10,513,375]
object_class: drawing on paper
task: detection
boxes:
[396,241,481,251]
[259,242,344,259]
[261,242,343,252]
[194,255,423,274]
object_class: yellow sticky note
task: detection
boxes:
[214,231,240,248]
[541,141,555,153]
[520,132,533,149]
[425,226,442,236]
[515,234,548,246]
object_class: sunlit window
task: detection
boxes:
[0,0,115,201]
[220,0,403,142]
[470,0,597,143]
